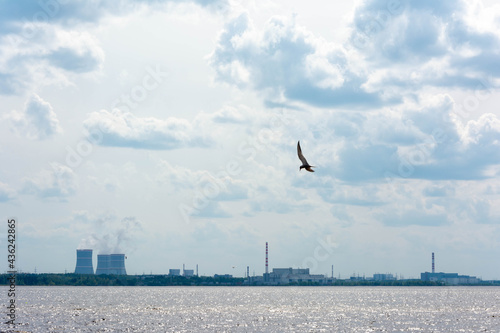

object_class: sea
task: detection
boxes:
[2,286,499,332]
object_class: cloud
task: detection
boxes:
[0,182,16,202]
[0,0,229,31]
[191,201,231,218]
[157,160,248,200]
[47,46,103,73]
[406,110,500,181]
[318,185,385,207]
[5,94,62,140]
[209,105,251,124]
[83,109,212,150]
[313,94,500,182]
[22,163,78,199]
[209,13,389,108]
[380,209,450,227]
[423,184,455,197]
[350,0,500,91]
[77,211,143,254]
[0,25,105,94]
[460,198,500,225]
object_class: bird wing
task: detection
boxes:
[297,141,309,165]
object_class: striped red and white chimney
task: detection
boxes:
[265,242,268,274]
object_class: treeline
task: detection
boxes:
[0,274,245,286]
[0,273,455,286]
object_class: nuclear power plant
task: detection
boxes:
[68,246,486,285]
[74,249,94,274]
[74,249,127,275]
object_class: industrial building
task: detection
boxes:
[420,272,480,285]
[262,267,334,285]
[95,254,127,275]
[244,242,334,285]
[420,252,480,285]
[169,269,181,276]
[74,249,94,274]
[372,273,396,281]
[74,249,127,275]
[183,269,194,277]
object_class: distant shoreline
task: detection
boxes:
[1,273,498,287]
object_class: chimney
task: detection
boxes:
[265,242,269,274]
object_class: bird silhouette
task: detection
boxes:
[297,141,315,172]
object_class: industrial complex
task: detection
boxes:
[75,249,127,275]
[73,247,483,285]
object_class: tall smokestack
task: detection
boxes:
[265,242,268,274]
[196,264,198,277]
[432,252,435,273]
[75,249,94,274]
[247,266,249,278]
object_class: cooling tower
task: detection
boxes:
[74,249,94,274]
[95,254,110,275]
[109,254,127,275]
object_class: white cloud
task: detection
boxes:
[350,0,500,91]
[0,182,15,202]
[5,93,62,140]
[209,12,385,107]
[0,24,105,94]
[22,163,78,199]
[76,211,143,254]
[0,0,229,31]
[83,109,212,150]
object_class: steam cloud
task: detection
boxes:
[77,213,142,254]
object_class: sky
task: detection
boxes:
[1,0,500,279]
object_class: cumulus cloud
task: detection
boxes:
[22,163,78,199]
[83,109,212,150]
[209,13,387,108]
[0,25,104,94]
[309,94,500,183]
[5,94,61,140]
[350,0,500,91]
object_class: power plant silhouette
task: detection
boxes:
[74,249,126,275]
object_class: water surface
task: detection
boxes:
[3,286,500,332]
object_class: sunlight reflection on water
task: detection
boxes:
[3,286,500,332]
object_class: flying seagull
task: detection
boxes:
[297,141,315,172]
